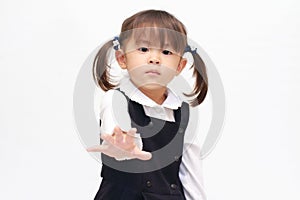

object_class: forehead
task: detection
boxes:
[132,27,185,42]
[121,27,187,51]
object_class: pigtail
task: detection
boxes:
[184,51,208,107]
[92,39,118,91]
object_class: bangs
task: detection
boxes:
[122,10,187,34]
[120,27,187,54]
[119,10,187,54]
[135,28,186,53]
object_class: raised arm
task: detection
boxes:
[86,90,151,161]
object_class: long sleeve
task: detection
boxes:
[179,143,207,200]
[99,90,131,134]
[179,120,207,200]
[99,90,143,160]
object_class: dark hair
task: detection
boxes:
[93,9,208,106]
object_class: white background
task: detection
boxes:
[1,0,300,199]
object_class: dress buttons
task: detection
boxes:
[170,183,177,190]
[146,180,152,187]
[178,127,184,134]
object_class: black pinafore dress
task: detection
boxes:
[94,90,189,200]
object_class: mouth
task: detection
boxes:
[145,70,161,75]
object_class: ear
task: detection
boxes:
[115,50,127,69]
[176,58,187,75]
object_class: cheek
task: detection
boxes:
[126,54,147,67]
[164,58,181,69]
[163,55,180,62]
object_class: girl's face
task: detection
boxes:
[116,34,187,91]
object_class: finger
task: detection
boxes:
[101,133,115,144]
[115,132,125,144]
[127,128,137,137]
[125,128,137,143]
[125,128,137,144]
[86,145,107,152]
[113,126,122,135]
[122,134,127,143]
[132,148,152,161]
[114,126,124,143]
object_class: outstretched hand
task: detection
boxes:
[86,126,152,161]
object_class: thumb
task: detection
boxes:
[86,145,107,152]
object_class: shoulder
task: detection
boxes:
[100,89,128,110]
[181,101,190,114]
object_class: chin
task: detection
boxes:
[138,83,167,91]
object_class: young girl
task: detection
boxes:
[87,9,208,200]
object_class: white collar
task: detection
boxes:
[119,74,182,109]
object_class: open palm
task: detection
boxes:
[87,126,152,161]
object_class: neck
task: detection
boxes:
[138,86,167,105]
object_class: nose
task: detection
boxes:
[148,51,160,65]
[149,58,160,65]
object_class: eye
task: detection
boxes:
[138,47,149,52]
[162,50,173,55]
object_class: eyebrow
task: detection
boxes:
[135,40,150,45]
[163,43,172,48]
[135,40,172,48]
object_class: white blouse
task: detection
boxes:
[99,76,207,200]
